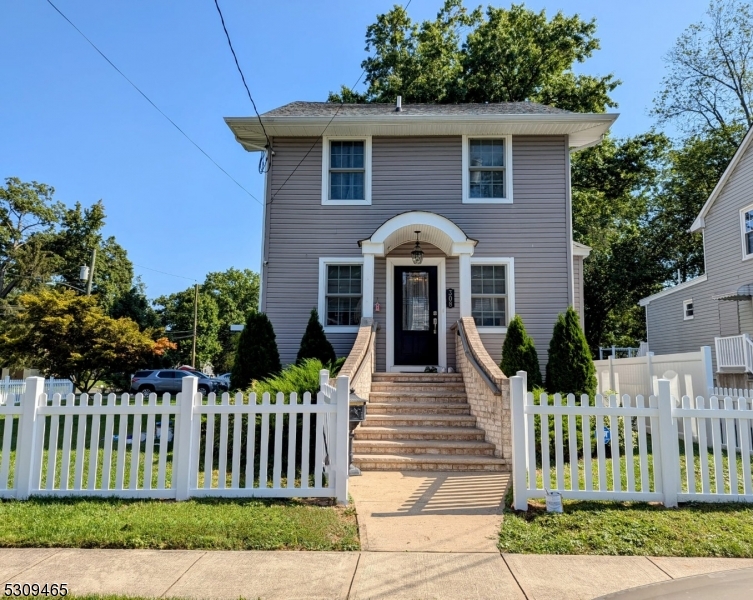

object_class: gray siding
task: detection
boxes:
[264,135,570,368]
[646,138,753,373]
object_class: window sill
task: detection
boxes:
[742,253,753,262]
[321,199,372,206]
[476,326,509,334]
[323,325,360,334]
[462,197,513,204]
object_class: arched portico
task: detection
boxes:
[359,211,477,319]
[359,212,477,371]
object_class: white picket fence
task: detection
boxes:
[0,377,73,404]
[594,347,713,401]
[0,372,349,503]
[511,371,753,510]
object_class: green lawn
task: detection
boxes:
[501,433,753,557]
[0,496,359,551]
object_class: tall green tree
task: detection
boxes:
[46,201,134,313]
[154,285,221,368]
[0,177,62,299]
[329,0,618,113]
[652,0,753,141]
[203,268,260,373]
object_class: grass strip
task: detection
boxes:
[0,496,359,551]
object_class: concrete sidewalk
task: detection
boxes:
[2,548,752,600]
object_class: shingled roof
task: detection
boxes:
[263,101,571,117]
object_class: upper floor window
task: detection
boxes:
[742,205,753,259]
[470,258,515,331]
[321,137,372,205]
[462,135,513,204]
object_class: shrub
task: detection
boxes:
[252,357,343,399]
[500,314,542,389]
[297,309,336,366]
[545,306,596,397]
[230,311,281,391]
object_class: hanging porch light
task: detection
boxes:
[411,231,424,265]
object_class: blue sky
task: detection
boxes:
[2,0,709,298]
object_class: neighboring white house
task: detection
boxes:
[640,125,753,389]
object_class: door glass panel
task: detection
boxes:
[402,272,430,331]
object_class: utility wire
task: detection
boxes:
[212,0,272,174]
[43,0,262,206]
[270,0,412,202]
[132,263,199,282]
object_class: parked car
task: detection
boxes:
[130,369,226,395]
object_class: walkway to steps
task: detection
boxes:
[349,373,510,552]
[353,372,509,472]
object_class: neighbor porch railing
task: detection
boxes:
[715,334,753,373]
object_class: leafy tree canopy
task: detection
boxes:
[0,288,172,393]
[329,0,618,113]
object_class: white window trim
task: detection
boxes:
[318,257,365,334]
[469,257,515,333]
[740,203,753,261]
[683,299,694,321]
[462,134,513,204]
[321,136,372,206]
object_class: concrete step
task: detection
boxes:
[362,414,477,428]
[354,425,486,441]
[370,382,467,393]
[367,402,470,415]
[368,391,468,403]
[352,453,509,472]
[353,439,496,456]
[372,373,463,384]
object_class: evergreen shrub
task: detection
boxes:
[545,307,596,397]
[500,314,542,389]
[230,311,281,390]
[297,309,336,366]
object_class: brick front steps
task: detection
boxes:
[353,373,509,472]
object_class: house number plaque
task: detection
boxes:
[446,288,455,309]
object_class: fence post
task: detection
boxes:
[608,354,615,392]
[16,377,45,500]
[511,374,528,511]
[646,352,654,395]
[700,346,713,394]
[335,375,350,505]
[320,369,330,391]
[174,376,198,501]
[657,378,679,508]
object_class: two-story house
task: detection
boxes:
[226,100,615,471]
[640,126,753,389]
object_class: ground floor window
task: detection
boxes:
[470,258,514,331]
[318,258,364,332]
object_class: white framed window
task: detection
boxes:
[462,134,513,204]
[469,257,515,332]
[318,257,365,333]
[321,136,372,205]
[683,299,694,320]
[741,204,753,260]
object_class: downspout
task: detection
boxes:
[565,135,575,308]
[260,145,272,312]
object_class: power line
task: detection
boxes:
[270,0,412,202]
[212,0,272,171]
[132,263,199,282]
[43,0,262,207]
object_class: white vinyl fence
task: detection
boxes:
[0,377,73,404]
[594,347,713,401]
[0,371,349,503]
[511,371,753,510]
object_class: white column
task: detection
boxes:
[458,253,472,318]
[362,253,375,319]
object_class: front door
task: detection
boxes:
[394,266,439,366]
